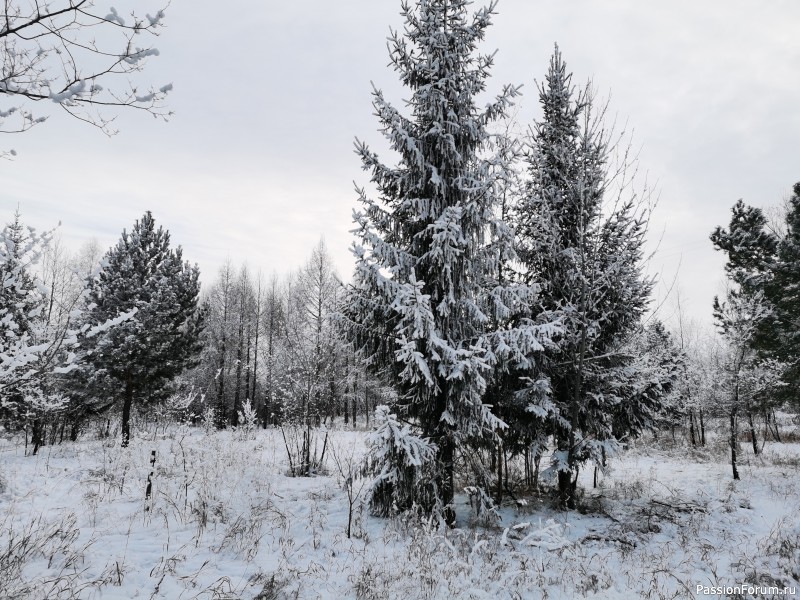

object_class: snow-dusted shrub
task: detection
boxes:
[329,432,369,538]
[237,399,258,440]
[152,389,202,429]
[201,405,216,433]
[280,423,328,477]
[755,518,800,584]
[362,405,437,517]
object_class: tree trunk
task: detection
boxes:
[699,408,706,446]
[364,386,370,428]
[70,417,80,442]
[328,372,336,425]
[244,323,252,406]
[264,316,273,429]
[771,410,782,443]
[352,368,358,426]
[439,431,456,525]
[49,419,60,446]
[747,410,759,456]
[689,409,696,446]
[495,440,503,505]
[252,279,261,422]
[504,445,509,489]
[729,408,739,480]
[343,356,349,426]
[558,468,574,509]
[233,297,245,427]
[302,424,310,476]
[122,375,133,448]
[523,445,530,487]
[31,417,44,456]
[217,337,227,428]
[557,434,575,509]
[595,446,606,488]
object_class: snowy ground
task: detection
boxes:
[1,424,798,599]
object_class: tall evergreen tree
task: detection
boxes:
[512,47,655,508]
[79,212,203,446]
[710,199,778,298]
[614,321,683,439]
[347,0,552,521]
[711,199,783,460]
[760,183,800,407]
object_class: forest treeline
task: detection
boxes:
[0,218,386,442]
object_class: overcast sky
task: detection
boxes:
[4,0,799,328]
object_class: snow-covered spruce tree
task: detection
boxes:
[78,212,203,447]
[759,182,800,409]
[347,0,553,521]
[512,47,655,509]
[614,321,683,440]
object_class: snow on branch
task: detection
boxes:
[0,0,171,136]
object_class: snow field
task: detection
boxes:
[0,426,798,599]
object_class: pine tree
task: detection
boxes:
[710,199,778,297]
[347,0,552,521]
[760,182,800,408]
[512,47,655,508]
[711,199,784,461]
[79,212,203,446]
